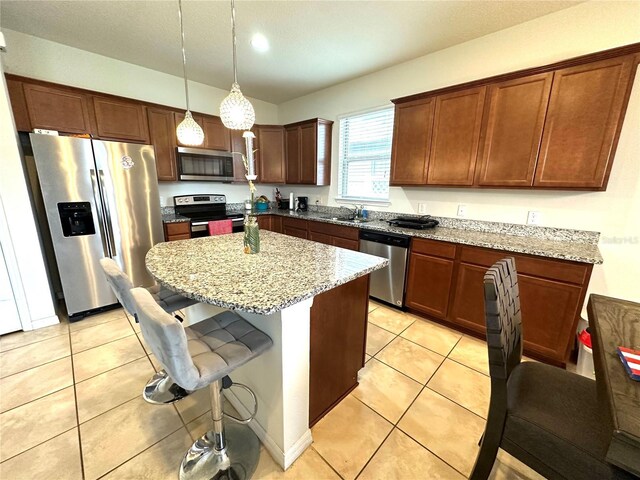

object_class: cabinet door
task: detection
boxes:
[427,87,486,185]
[174,112,205,147]
[518,274,581,363]
[93,96,150,142]
[450,263,487,334]
[230,129,248,182]
[308,231,332,246]
[390,98,435,185]
[257,215,273,231]
[257,126,285,184]
[24,83,92,134]
[271,216,283,234]
[203,116,231,151]
[476,73,552,186]
[148,108,178,181]
[285,126,301,184]
[300,123,317,184]
[534,56,636,189]
[6,79,31,131]
[405,252,455,320]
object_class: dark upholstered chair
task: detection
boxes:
[470,258,635,480]
[99,258,198,404]
[130,287,273,480]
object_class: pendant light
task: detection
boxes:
[176,0,204,146]
[220,0,255,130]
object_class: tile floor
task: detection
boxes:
[0,302,545,479]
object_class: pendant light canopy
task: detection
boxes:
[176,0,204,146]
[220,0,255,130]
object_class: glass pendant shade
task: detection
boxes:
[176,110,205,146]
[220,83,255,130]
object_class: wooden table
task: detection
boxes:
[587,294,640,477]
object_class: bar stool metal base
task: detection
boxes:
[143,370,190,405]
[179,421,260,480]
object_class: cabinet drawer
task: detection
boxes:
[308,220,359,241]
[167,233,191,242]
[282,217,308,231]
[164,222,190,237]
[411,238,457,259]
[459,246,589,285]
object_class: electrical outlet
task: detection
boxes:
[527,211,541,225]
[418,203,428,214]
[457,204,467,218]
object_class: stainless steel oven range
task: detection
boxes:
[173,195,244,237]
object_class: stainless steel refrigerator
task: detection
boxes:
[30,134,164,318]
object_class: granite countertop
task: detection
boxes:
[146,231,388,315]
[251,209,603,264]
[162,213,190,224]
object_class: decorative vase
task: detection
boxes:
[243,215,260,254]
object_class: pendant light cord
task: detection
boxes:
[231,0,238,85]
[177,0,191,110]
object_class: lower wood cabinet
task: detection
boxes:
[163,222,191,241]
[309,275,369,426]
[308,221,359,251]
[405,252,455,320]
[281,217,308,239]
[406,240,593,366]
[256,215,272,231]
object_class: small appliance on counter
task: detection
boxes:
[297,196,309,212]
[387,215,439,230]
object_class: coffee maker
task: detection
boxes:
[297,196,309,212]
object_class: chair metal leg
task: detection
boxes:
[179,379,260,480]
[143,370,190,405]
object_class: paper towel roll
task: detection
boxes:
[289,192,294,210]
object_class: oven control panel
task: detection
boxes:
[174,195,226,205]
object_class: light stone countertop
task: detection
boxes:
[251,210,603,264]
[146,231,388,315]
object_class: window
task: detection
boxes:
[338,106,394,202]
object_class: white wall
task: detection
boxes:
[0,59,59,331]
[2,28,281,204]
[278,1,640,303]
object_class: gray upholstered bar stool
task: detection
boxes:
[130,286,273,480]
[99,258,198,404]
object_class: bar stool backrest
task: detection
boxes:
[484,257,523,381]
[130,287,200,391]
[99,258,136,315]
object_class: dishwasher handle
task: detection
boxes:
[359,229,411,248]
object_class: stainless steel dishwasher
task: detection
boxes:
[359,230,411,307]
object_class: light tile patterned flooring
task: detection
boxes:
[0,302,545,479]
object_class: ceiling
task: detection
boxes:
[1,1,582,104]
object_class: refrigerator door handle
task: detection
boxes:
[98,169,118,257]
[90,169,110,257]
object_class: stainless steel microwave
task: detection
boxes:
[176,147,235,182]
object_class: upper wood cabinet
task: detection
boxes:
[147,107,178,181]
[23,83,93,134]
[6,79,31,132]
[284,119,332,185]
[476,73,553,186]
[390,98,435,185]
[534,55,636,189]
[427,86,486,186]
[229,129,248,182]
[202,116,231,151]
[255,125,286,184]
[93,96,150,143]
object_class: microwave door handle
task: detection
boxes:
[90,169,110,257]
[98,170,118,257]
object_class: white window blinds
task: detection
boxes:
[338,106,394,201]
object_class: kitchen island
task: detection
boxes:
[146,231,387,469]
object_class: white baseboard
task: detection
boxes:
[28,313,60,330]
[223,389,313,470]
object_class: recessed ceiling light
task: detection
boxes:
[250,33,269,53]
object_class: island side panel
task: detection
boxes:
[309,274,370,426]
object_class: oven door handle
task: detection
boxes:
[191,221,209,226]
